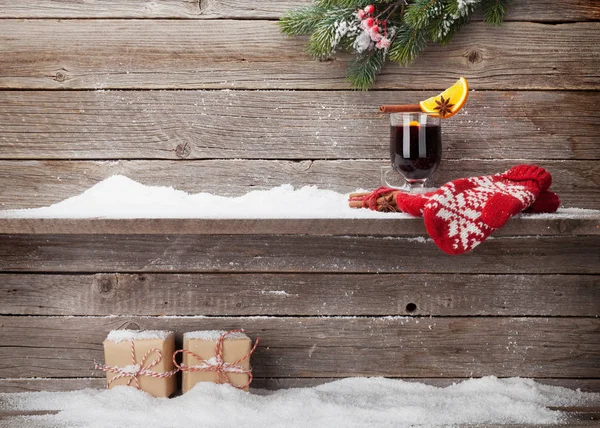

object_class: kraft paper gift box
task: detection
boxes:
[98,330,177,398]
[177,330,257,392]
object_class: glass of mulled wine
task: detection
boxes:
[381,112,442,192]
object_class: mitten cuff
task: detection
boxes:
[501,165,552,191]
[395,191,432,217]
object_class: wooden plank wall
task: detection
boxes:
[0,0,599,393]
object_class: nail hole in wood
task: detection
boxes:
[405,303,417,313]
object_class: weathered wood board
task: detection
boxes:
[1,90,598,160]
[1,234,598,274]
[1,21,598,90]
[0,0,598,402]
[0,0,597,20]
[1,217,598,236]
[0,316,598,378]
[1,272,598,317]
[1,159,598,210]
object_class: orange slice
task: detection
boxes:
[419,77,469,119]
[409,120,420,127]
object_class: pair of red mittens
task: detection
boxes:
[352,165,560,255]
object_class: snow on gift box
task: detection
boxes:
[95,330,178,398]
[174,330,259,393]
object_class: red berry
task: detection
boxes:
[364,5,375,14]
[371,24,379,33]
[364,17,375,27]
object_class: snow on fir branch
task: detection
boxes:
[279,0,508,90]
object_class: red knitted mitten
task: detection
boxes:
[523,190,560,214]
[396,189,559,217]
[395,191,434,217]
[422,165,554,254]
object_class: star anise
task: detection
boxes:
[434,95,455,117]
[377,194,397,212]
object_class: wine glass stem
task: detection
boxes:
[407,180,425,193]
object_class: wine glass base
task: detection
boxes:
[381,166,430,193]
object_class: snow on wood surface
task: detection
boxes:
[0,175,597,220]
[0,175,409,219]
[0,377,598,427]
[105,330,173,343]
[184,330,249,341]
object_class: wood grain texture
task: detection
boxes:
[0,0,597,20]
[0,159,597,210]
[0,316,597,378]
[2,377,600,393]
[0,0,200,18]
[1,90,598,161]
[1,21,598,90]
[1,273,598,316]
[1,217,598,236]
[0,233,598,274]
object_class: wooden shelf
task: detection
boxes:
[0,214,598,236]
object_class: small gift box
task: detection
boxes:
[96,330,178,397]
[174,330,259,392]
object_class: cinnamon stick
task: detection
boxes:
[378,104,422,113]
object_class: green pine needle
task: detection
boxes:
[346,49,386,90]
[305,7,356,59]
[483,0,507,25]
[388,24,427,65]
[404,0,445,30]
[307,24,339,60]
[279,6,327,36]
[314,0,371,8]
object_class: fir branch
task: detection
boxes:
[346,49,387,90]
[314,0,371,7]
[428,1,473,44]
[306,7,356,60]
[483,0,507,25]
[278,0,508,89]
[388,24,427,65]
[279,6,329,36]
[428,13,470,44]
[307,24,339,59]
[404,0,445,30]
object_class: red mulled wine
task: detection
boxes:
[390,122,442,181]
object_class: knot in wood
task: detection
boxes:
[94,274,117,299]
[121,321,140,330]
[466,49,483,64]
[55,70,68,82]
[175,142,192,158]
[98,278,113,293]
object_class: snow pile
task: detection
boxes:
[106,330,173,343]
[0,175,409,219]
[1,377,598,427]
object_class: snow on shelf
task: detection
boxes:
[0,376,598,427]
[0,175,596,222]
[106,330,173,343]
[0,175,410,219]
[184,330,249,341]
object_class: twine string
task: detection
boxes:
[95,338,178,389]
[173,329,259,390]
